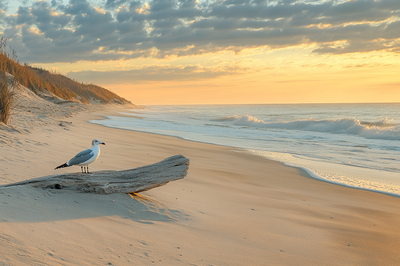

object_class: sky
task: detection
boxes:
[0,0,399,105]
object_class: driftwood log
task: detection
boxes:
[1,155,189,194]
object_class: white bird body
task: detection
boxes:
[67,144,100,166]
[55,139,105,173]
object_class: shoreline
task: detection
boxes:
[288,161,400,199]
[1,104,400,265]
[90,112,400,198]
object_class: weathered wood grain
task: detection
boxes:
[1,155,189,194]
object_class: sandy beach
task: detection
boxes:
[1,88,400,265]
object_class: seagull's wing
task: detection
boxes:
[67,148,94,166]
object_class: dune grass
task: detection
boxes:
[0,37,17,124]
[0,77,15,124]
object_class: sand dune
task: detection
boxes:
[1,87,400,265]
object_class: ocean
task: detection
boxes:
[90,103,400,196]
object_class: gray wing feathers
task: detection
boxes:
[67,148,94,166]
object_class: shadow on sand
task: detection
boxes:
[0,185,186,224]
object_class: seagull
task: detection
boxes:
[55,139,106,173]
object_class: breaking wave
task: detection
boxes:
[214,115,400,140]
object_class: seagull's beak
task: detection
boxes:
[101,142,106,145]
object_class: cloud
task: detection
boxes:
[0,0,9,12]
[1,0,399,63]
[105,0,131,9]
[67,63,254,84]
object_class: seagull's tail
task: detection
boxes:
[55,163,69,170]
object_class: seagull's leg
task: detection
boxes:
[87,166,90,174]
[81,166,84,173]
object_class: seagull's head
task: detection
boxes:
[92,139,106,146]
